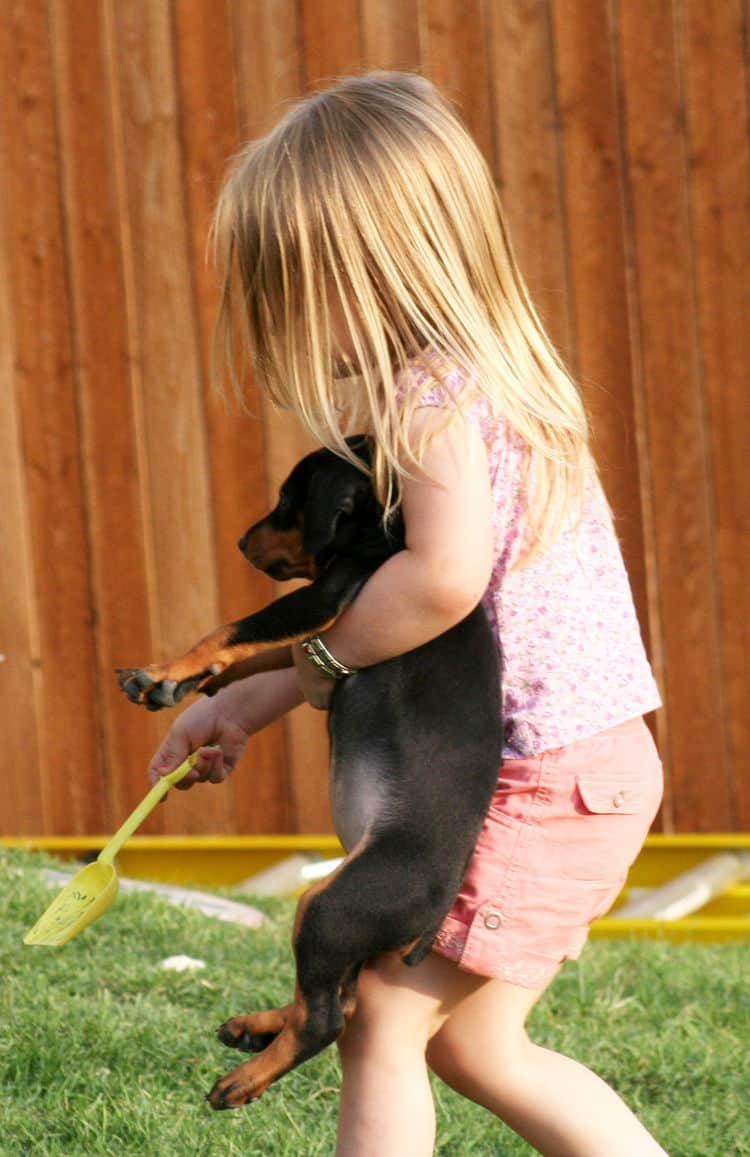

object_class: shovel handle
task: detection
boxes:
[98,752,200,866]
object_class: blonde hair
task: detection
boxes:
[211,71,597,561]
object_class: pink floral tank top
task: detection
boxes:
[399,362,662,758]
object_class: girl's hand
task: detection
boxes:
[147,695,251,790]
[146,667,304,789]
[291,642,336,710]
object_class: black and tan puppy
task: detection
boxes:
[118,439,502,1109]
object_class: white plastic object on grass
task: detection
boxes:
[301,857,344,881]
[613,852,750,921]
[238,854,346,896]
[238,853,320,896]
[160,955,206,972]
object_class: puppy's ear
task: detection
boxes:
[345,434,372,465]
[302,475,357,557]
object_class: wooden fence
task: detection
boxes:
[0,1,747,836]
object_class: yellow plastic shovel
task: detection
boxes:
[23,753,199,947]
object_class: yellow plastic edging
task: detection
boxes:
[1,835,345,852]
[638,834,750,848]
[4,834,750,939]
[591,915,749,943]
[2,834,345,886]
[5,833,749,851]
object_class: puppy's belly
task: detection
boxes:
[329,753,398,852]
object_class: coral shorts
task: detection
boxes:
[432,715,663,989]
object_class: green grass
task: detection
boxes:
[1,847,748,1156]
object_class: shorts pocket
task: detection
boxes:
[560,773,663,881]
[575,774,655,816]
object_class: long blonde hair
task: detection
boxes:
[211,71,596,559]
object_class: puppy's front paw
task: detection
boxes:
[116,665,219,710]
[117,666,159,707]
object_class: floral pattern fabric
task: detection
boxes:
[399,361,661,757]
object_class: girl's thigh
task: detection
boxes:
[339,951,489,1052]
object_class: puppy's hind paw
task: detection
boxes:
[217,1007,290,1054]
[206,1072,265,1110]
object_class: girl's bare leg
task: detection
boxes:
[337,951,667,1157]
[336,952,486,1157]
[426,962,668,1157]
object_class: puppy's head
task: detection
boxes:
[238,438,381,580]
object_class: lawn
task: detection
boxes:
[1,847,747,1156]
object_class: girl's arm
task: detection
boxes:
[318,409,494,669]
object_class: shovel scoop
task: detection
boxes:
[23,753,199,947]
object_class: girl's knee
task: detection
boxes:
[424,977,545,1082]
[338,954,446,1063]
[426,1022,532,1089]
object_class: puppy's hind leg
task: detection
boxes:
[207,861,366,1109]
[206,839,446,1109]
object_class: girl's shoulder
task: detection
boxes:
[397,350,475,405]
[396,354,522,455]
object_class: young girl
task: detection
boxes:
[149,72,667,1156]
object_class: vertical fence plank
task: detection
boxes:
[0,155,44,833]
[419,0,495,166]
[49,0,163,828]
[679,0,750,828]
[550,1,654,725]
[0,1,104,834]
[301,0,362,86]
[106,0,230,834]
[233,0,331,832]
[173,0,290,833]
[615,0,730,830]
[486,2,574,377]
[361,1,420,69]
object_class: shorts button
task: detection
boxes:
[612,791,625,808]
[483,911,502,930]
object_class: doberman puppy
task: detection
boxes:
[118,438,502,1109]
